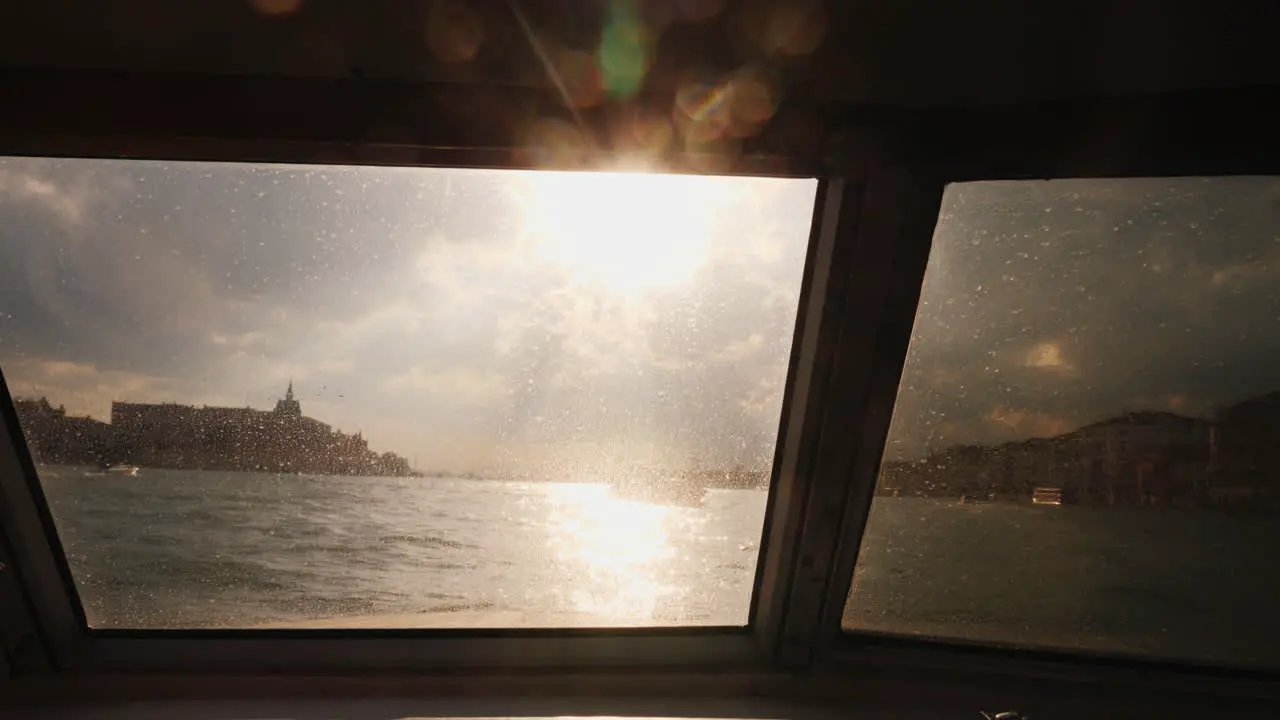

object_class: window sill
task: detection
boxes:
[8,673,1280,720]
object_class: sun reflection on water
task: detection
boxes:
[545,482,676,624]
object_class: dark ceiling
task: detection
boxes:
[2,0,1278,108]
[1,0,1277,172]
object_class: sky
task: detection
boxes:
[0,157,816,475]
[885,176,1280,460]
[2,160,1278,472]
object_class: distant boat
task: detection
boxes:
[611,476,705,508]
[1032,487,1064,505]
[93,462,140,477]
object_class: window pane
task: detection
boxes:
[0,157,816,629]
[845,177,1280,669]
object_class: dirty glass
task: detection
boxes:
[0,156,817,628]
[844,177,1280,670]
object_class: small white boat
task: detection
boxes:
[93,463,140,477]
[1032,487,1063,505]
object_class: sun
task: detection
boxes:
[518,169,727,295]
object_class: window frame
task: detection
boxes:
[814,86,1280,693]
[0,169,846,674]
[0,175,826,672]
[0,374,84,673]
[0,69,880,676]
[0,68,1277,700]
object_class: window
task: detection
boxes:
[0,156,817,630]
[845,177,1280,670]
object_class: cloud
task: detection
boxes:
[0,163,100,227]
[985,406,1074,439]
[1024,340,1074,373]
[382,367,512,405]
[209,331,266,348]
[318,358,354,375]
[0,158,818,472]
[885,175,1280,460]
[1210,261,1277,290]
[3,357,206,421]
[716,333,767,363]
[37,360,98,379]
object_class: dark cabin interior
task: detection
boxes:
[2,1,1280,718]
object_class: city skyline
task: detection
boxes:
[0,157,816,476]
[14,380,416,478]
[2,160,1278,472]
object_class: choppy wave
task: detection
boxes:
[39,467,768,629]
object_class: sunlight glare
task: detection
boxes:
[546,483,675,622]
[519,170,726,296]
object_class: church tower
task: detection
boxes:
[274,379,302,417]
